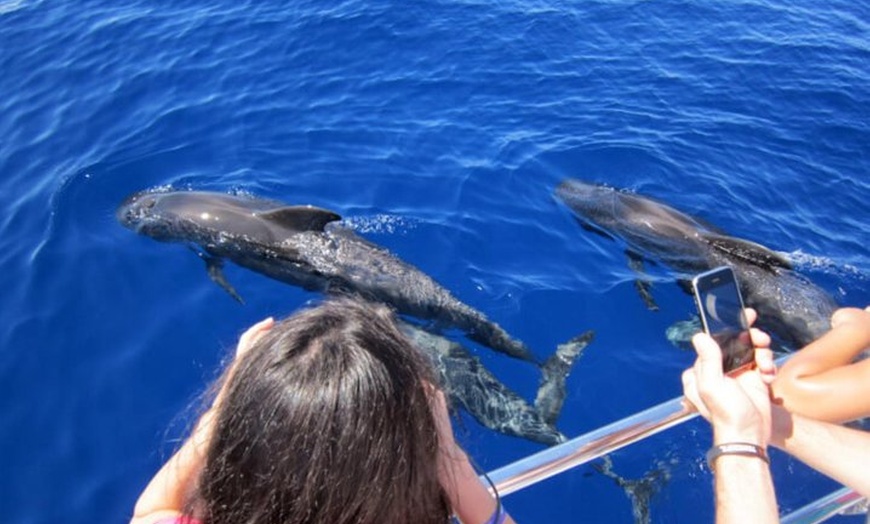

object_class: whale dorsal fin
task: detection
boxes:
[258,206,342,232]
[701,233,793,270]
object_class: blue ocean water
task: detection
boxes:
[1,1,868,523]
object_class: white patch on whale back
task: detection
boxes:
[342,214,417,235]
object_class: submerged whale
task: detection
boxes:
[596,455,671,524]
[117,189,537,364]
[555,179,838,349]
[402,323,592,445]
[117,188,591,444]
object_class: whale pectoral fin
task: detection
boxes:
[258,206,342,232]
[665,316,702,349]
[323,277,360,297]
[634,280,659,311]
[627,251,659,311]
[535,330,594,425]
[192,250,244,304]
[578,219,616,241]
[701,233,792,271]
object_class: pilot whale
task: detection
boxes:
[117,189,538,364]
[402,323,592,445]
[555,179,838,349]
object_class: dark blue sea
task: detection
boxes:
[1,1,868,523]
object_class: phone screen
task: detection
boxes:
[692,267,754,373]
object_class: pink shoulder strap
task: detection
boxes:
[153,517,203,524]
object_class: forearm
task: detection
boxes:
[441,447,515,524]
[132,409,216,521]
[774,359,870,422]
[713,455,778,524]
[772,408,870,497]
[773,321,870,422]
[709,420,778,524]
[132,319,268,523]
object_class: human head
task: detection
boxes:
[194,297,451,524]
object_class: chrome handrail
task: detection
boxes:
[780,487,866,524]
[488,395,695,495]
[486,395,867,523]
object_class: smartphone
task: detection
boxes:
[691,266,754,373]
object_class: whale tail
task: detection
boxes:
[461,311,541,365]
[535,330,594,425]
[400,321,567,446]
[595,455,672,524]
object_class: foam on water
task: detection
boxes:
[342,214,418,236]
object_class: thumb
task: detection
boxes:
[692,332,725,388]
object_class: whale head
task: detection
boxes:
[555,179,715,265]
[554,180,622,227]
[556,179,709,235]
[117,190,341,247]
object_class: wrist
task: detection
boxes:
[713,426,767,448]
[706,442,769,472]
[439,446,504,524]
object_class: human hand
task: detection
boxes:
[235,317,275,359]
[743,308,776,386]
[682,309,773,447]
[213,317,275,408]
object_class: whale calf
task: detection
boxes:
[117,189,538,363]
[555,179,838,348]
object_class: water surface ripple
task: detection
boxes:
[0,1,867,523]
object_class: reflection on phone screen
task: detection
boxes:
[699,280,753,372]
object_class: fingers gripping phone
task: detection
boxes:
[691,266,754,373]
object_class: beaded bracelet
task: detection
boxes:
[706,442,769,471]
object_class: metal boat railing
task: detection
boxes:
[780,487,866,524]
[485,388,867,522]
[488,395,693,495]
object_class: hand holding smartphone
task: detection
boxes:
[691,266,755,373]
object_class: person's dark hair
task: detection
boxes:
[193,297,451,524]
